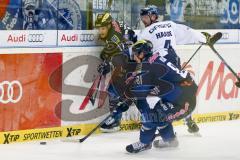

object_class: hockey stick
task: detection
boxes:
[79,75,101,110]
[208,33,240,88]
[61,112,114,143]
[106,0,113,12]
[63,105,120,143]
[181,44,203,70]
[78,97,134,143]
[89,75,102,105]
[182,32,223,70]
[78,113,114,143]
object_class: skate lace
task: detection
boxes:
[132,142,146,149]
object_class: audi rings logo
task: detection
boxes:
[79,34,94,42]
[222,32,229,40]
[28,34,44,42]
[0,81,23,104]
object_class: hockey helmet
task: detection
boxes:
[132,40,153,58]
[140,5,160,17]
[95,13,112,28]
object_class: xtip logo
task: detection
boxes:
[3,133,20,144]
[66,128,81,137]
[229,113,240,120]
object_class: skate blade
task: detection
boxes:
[193,132,202,137]
[60,137,81,143]
[153,139,179,149]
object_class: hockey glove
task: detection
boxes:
[109,96,132,112]
[202,32,221,46]
[127,29,138,43]
[97,61,110,75]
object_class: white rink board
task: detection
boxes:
[0,44,239,126]
[59,44,240,125]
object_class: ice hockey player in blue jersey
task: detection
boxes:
[124,32,218,152]
[125,39,198,153]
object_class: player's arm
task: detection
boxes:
[118,21,138,44]
[172,22,219,46]
[171,21,207,45]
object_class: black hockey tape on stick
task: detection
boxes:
[208,32,240,88]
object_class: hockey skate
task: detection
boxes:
[126,141,152,153]
[100,116,120,133]
[153,137,179,148]
[186,118,199,134]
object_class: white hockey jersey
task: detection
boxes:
[137,21,206,57]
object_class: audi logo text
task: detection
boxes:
[28,34,44,42]
[0,81,23,104]
[79,34,94,42]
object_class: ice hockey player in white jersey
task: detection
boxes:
[137,5,208,134]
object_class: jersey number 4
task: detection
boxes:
[164,40,171,49]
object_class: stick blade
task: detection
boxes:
[211,32,223,44]
[79,138,85,143]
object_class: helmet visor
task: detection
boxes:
[140,9,149,16]
[132,43,144,55]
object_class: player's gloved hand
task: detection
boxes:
[202,32,219,46]
[201,32,211,45]
[127,29,138,43]
[180,74,194,86]
[97,61,110,75]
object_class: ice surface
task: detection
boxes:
[0,120,240,160]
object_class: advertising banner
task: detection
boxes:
[0,53,62,132]
[177,45,240,114]
[196,46,240,113]
[0,30,57,47]
[58,30,102,47]
[0,124,96,144]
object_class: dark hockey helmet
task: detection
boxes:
[140,5,160,16]
[95,13,112,28]
[132,40,153,58]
